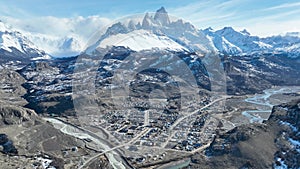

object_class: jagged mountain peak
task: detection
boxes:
[203,26,300,56]
[218,26,236,34]
[203,27,214,35]
[141,7,171,28]
[106,22,128,36]
[86,7,215,53]
[223,26,234,30]
[156,6,167,13]
[142,12,154,29]
[144,12,151,19]
[240,29,250,36]
[128,20,136,31]
[154,7,170,26]
[205,27,214,31]
[85,7,298,56]
[140,7,194,30]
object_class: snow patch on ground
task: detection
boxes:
[279,121,298,132]
[35,157,56,169]
[288,138,300,153]
[253,41,272,48]
[274,157,288,169]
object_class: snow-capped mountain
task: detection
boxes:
[261,33,300,57]
[1,7,299,58]
[0,21,50,63]
[86,7,300,58]
[86,7,215,54]
[204,27,300,57]
[204,27,271,54]
[98,29,188,51]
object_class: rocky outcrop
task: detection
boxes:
[0,69,27,105]
[223,54,300,95]
[0,69,38,125]
[190,99,300,169]
[0,105,37,125]
[270,99,300,169]
[0,134,18,155]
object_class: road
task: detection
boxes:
[163,96,229,148]
[79,127,150,169]
[44,117,132,169]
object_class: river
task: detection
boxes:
[242,86,300,123]
[43,117,127,169]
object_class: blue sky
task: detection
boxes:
[0,0,300,37]
[0,0,200,18]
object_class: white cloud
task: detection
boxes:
[0,15,111,56]
[244,19,300,37]
[264,2,300,11]
[1,15,111,42]
[233,8,300,37]
[167,0,300,37]
[168,0,242,23]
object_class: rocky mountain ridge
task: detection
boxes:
[0,21,50,64]
[86,7,300,58]
[1,7,300,59]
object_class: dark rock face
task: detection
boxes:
[0,69,27,105]
[223,54,300,95]
[0,69,38,126]
[205,126,251,156]
[0,105,37,125]
[270,99,300,126]
[0,48,35,65]
[271,99,300,169]
[88,156,114,169]
[0,134,18,155]
[18,60,75,115]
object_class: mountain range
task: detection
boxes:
[86,7,300,58]
[0,7,300,62]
